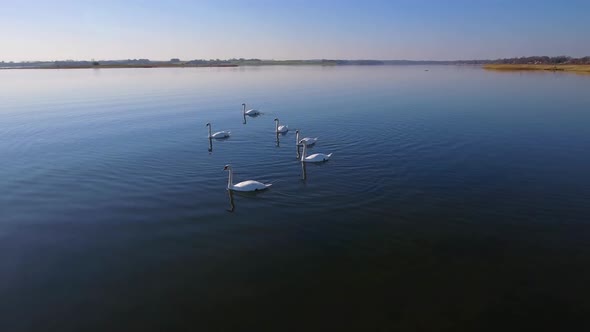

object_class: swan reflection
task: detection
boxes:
[225,184,272,212]
[208,138,213,153]
[227,190,235,212]
[301,161,307,180]
[275,133,281,147]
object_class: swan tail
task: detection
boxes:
[265,183,273,188]
[327,153,333,158]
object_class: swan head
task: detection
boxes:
[295,130,299,134]
[242,103,245,106]
[206,123,210,127]
[223,164,231,171]
[274,118,278,122]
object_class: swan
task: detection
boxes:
[224,165,272,192]
[301,141,332,163]
[206,123,230,139]
[242,103,260,116]
[274,118,288,133]
[296,130,318,146]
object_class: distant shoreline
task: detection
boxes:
[0,59,487,70]
[0,63,483,70]
[3,63,590,72]
[2,56,588,70]
[484,64,590,73]
[0,64,240,70]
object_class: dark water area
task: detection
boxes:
[1,66,589,331]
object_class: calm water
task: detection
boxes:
[1,66,590,331]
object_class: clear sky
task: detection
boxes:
[2,0,589,61]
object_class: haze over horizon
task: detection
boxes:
[2,0,589,62]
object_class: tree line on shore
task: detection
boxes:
[491,56,590,65]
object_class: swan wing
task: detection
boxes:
[301,137,317,145]
[211,131,230,138]
[232,180,270,191]
[305,153,332,162]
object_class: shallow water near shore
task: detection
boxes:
[1,66,590,330]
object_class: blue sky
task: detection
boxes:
[1,0,589,61]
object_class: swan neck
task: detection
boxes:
[208,125,212,137]
[227,168,233,189]
[296,131,299,144]
[301,143,306,161]
[275,120,278,132]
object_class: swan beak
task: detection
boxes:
[223,165,229,170]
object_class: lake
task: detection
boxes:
[1,66,589,331]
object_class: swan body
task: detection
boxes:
[274,118,288,133]
[224,165,271,192]
[242,103,260,116]
[296,130,318,146]
[301,141,332,163]
[206,123,230,139]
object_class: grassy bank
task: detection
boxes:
[484,64,590,73]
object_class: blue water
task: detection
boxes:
[1,66,590,331]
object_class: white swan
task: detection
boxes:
[206,123,230,139]
[296,130,318,146]
[274,118,288,133]
[242,103,260,116]
[224,165,272,192]
[301,141,332,163]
